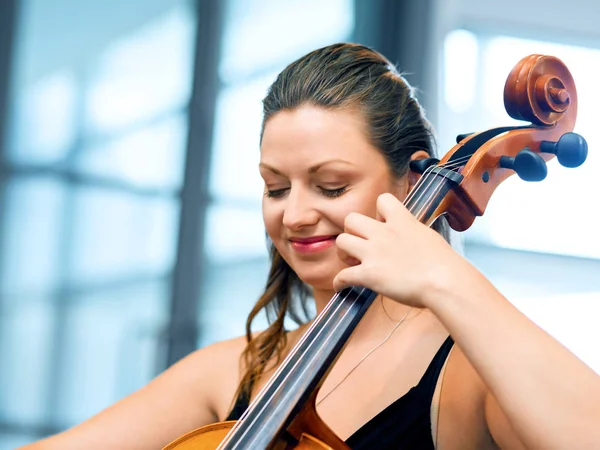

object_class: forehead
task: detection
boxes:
[260,105,382,166]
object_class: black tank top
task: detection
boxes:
[225,335,454,449]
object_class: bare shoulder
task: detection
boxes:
[18,334,250,450]
[162,333,252,419]
[436,344,497,449]
[198,334,253,419]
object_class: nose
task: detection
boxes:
[282,187,319,231]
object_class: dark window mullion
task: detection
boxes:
[0,0,19,419]
[163,0,225,369]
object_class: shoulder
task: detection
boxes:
[180,334,251,420]
[194,334,250,367]
[174,334,250,379]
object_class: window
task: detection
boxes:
[441,31,600,260]
[0,1,196,444]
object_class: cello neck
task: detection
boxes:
[221,286,378,449]
[220,168,457,449]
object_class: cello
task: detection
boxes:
[162,54,589,449]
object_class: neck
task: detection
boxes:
[312,287,416,342]
[313,288,336,315]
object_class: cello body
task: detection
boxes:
[162,421,338,450]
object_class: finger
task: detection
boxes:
[335,232,367,262]
[344,211,382,239]
[333,265,366,292]
[337,246,361,266]
[376,192,408,224]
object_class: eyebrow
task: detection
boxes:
[259,159,356,175]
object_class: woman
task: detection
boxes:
[21,43,600,449]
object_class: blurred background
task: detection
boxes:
[0,0,599,447]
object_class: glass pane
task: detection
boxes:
[84,5,195,135]
[221,0,354,83]
[0,433,33,450]
[199,259,270,347]
[203,203,268,263]
[1,0,194,443]
[75,113,188,190]
[209,73,275,203]
[52,281,168,426]
[67,188,178,285]
[0,177,66,296]
[0,298,54,425]
[7,71,77,164]
[8,1,195,165]
[0,282,168,430]
[443,29,478,114]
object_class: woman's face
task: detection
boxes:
[259,105,409,291]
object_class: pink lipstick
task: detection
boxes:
[289,235,337,253]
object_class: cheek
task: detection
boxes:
[335,189,382,222]
[356,177,399,216]
[262,201,282,239]
[321,195,375,233]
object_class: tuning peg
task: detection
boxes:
[456,133,474,143]
[540,132,588,168]
[499,149,548,181]
[409,157,439,174]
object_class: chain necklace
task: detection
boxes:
[316,298,413,407]
[381,294,398,322]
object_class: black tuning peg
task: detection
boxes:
[540,132,588,168]
[409,157,439,174]
[499,149,548,182]
[456,133,474,143]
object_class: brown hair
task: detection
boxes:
[236,42,449,399]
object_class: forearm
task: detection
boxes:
[427,261,600,449]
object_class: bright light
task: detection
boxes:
[443,29,478,113]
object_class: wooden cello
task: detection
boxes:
[162,54,588,449]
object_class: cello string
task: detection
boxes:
[221,286,356,443]
[403,153,469,206]
[222,287,369,448]
[227,175,452,446]
[403,157,465,221]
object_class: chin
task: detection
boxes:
[279,251,343,292]
[293,265,338,292]
[298,274,335,292]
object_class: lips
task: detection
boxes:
[289,235,337,244]
[289,235,338,254]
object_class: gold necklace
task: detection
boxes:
[316,301,413,407]
[381,295,397,321]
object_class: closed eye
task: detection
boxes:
[319,186,348,198]
[264,186,348,199]
[264,188,289,198]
